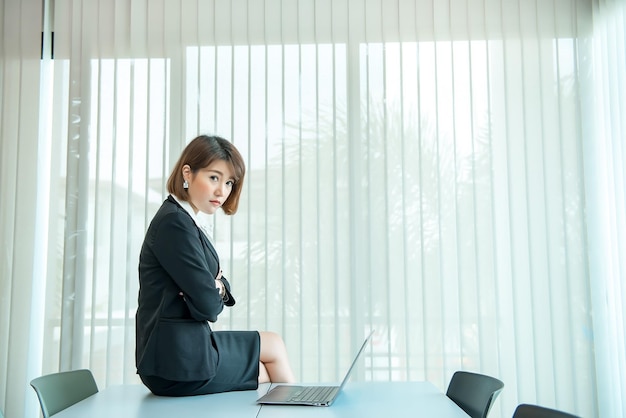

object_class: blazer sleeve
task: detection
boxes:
[149,211,225,322]
[219,276,236,307]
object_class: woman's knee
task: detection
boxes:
[259,331,288,362]
[258,332,295,383]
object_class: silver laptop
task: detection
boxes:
[256,330,374,407]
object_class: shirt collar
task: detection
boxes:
[170,194,214,242]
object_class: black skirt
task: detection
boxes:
[140,330,260,396]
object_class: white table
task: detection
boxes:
[54,381,469,418]
[258,382,470,418]
[54,383,271,418]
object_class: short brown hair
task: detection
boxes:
[167,135,246,215]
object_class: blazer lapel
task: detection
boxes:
[199,228,220,263]
[166,195,221,268]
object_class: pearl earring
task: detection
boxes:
[183,180,189,189]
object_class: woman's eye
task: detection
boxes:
[210,175,219,181]
[226,180,234,187]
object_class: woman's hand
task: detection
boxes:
[215,269,225,298]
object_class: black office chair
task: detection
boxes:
[512,403,581,418]
[30,369,99,418]
[446,371,504,418]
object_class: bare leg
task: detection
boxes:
[258,331,296,384]
[258,361,270,383]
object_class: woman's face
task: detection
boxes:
[183,159,234,214]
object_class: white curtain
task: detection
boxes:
[1,1,624,417]
[584,1,626,417]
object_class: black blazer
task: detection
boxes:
[136,196,235,382]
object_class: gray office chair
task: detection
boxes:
[513,403,581,418]
[30,369,99,417]
[446,371,504,418]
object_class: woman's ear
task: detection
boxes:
[182,164,191,182]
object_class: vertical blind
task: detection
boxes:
[585,1,626,416]
[1,0,625,417]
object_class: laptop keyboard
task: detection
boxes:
[288,386,336,402]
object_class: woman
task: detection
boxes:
[135,135,295,396]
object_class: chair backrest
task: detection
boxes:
[512,404,581,418]
[30,369,99,418]
[446,371,504,418]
